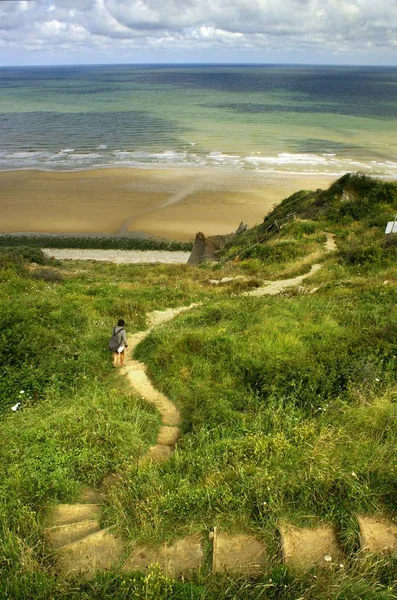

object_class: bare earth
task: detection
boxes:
[0,168,335,240]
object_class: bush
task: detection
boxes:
[31,269,64,283]
[242,241,303,262]
[281,221,317,237]
[339,241,384,267]
[0,246,47,267]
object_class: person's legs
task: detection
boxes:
[120,349,125,366]
[112,351,118,367]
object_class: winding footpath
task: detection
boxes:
[44,233,397,578]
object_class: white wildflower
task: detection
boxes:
[11,402,21,412]
[324,555,332,562]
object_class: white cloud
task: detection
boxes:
[0,0,396,63]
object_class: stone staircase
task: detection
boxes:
[43,503,397,579]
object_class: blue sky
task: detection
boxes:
[1,0,397,66]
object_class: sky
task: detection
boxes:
[0,0,396,67]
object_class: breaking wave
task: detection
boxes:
[1,148,397,177]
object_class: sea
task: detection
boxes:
[0,63,397,177]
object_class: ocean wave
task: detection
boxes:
[245,152,340,166]
[0,148,397,177]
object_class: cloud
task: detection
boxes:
[0,0,396,63]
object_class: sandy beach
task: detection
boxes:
[0,168,336,240]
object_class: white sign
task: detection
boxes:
[385,221,397,234]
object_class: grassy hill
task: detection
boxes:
[0,173,396,599]
[218,172,397,268]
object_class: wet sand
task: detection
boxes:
[0,168,336,240]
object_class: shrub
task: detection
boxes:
[0,246,47,267]
[242,241,303,262]
[31,269,64,283]
[281,221,317,237]
[339,241,384,267]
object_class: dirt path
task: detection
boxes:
[122,304,199,460]
[324,232,337,252]
[246,263,322,297]
[245,232,335,297]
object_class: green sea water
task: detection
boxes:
[0,64,396,176]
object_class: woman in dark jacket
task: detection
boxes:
[110,319,128,367]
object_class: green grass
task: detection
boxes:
[2,559,397,600]
[1,174,397,599]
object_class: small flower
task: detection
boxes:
[11,402,21,412]
[375,378,380,382]
[339,563,344,568]
[324,555,332,562]
[351,471,358,478]
[19,390,25,394]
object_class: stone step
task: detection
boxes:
[123,535,203,579]
[280,523,344,569]
[357,515,397,554]
[56,528,124,579]
[210,529,267,575]
[46,504,101,527]
[44,520,100,550]
[80,487,104,504]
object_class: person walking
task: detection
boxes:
[109,319,128,367]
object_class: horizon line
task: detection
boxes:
[1,60,397,69]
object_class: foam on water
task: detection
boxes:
[1,148,397,177]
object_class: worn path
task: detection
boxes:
[246,232,336,297]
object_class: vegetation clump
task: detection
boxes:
[0,234,193,252]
